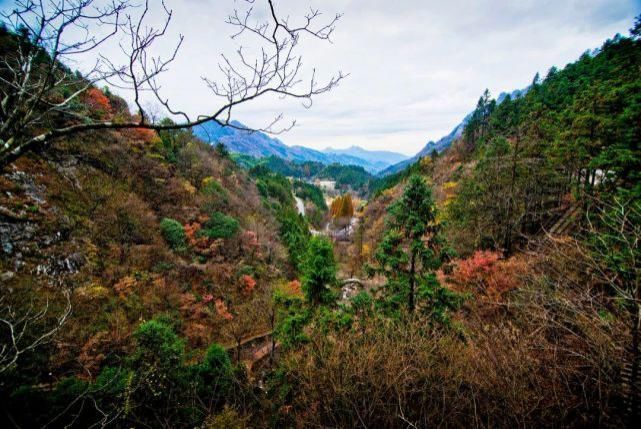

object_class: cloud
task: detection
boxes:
[4,0,638,155]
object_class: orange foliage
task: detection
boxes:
[241,274,257,295]
[83,87,112,118]
[184,222,203,247]
[183,222,209,251]
[451,250,522,299]
[286,279,303,296]
[128,127,158,143]
[77,331,108,378]
[215,298,233,320]
[113,275,137,297]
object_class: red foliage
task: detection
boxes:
[128,127,158,143]
[83,88,112,118]
[202,294,214,304]
[451,250,521,299]
[454,250,501,286]
[287,279,302,296]
[241,274,257,296]
[215,298,233,320]
[184,222,203,247]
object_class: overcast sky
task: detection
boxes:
[3,0,639,155]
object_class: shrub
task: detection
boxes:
[201,212,240,239]
[201,177,228,198]
[160,218,187,251]
[197,343,233,398]
[131,319,185,370]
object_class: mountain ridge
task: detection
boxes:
[379,88,528,176]
[193,121,407,174]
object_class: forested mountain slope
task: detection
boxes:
[348,30,641,427]
[1,6,641,428]
[0,83,313,426]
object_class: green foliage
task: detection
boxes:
[317,163,372,194]
[370,175,459,322]
[317,306,353,333]
[196,343,234,398]
[301,236,337,305]
[293,180,327,210]
[586,192,641,305]
[273,288,309,350]
[230,152,261,169]
[370,156,433,196]
[215,142,230,158]
[201,177,228,198]
[130,319,185,371]
[278,209,311,272]
[448,35,641,254]
[201,212,240,239]
[250,165,295,209]
[631,14,641,39]
[243,156,372,195]
[160,217,187,251]
[156,118,194,164]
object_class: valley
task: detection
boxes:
[0,1,640,428]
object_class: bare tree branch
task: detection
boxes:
[0,0,346,167]
[0,289,72,373]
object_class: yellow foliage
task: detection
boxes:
[443,181,458,191]
[201,176,216,188]
[183,180,197,195]
[75,283,110,299]
[362,243,371,259]
[420,156,433,168]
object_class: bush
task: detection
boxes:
[196,344,233,398]
[160,218,186,251]
[201,212,240,239]
[131,319,185,370]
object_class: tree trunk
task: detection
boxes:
[408,251,416,313]
[503,135,520,256]
[624,302,641,427]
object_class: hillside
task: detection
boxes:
[193,120,406,174]
[231,154,374,196]
[2,4,641,429]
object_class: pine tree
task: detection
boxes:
[301,236,337,305]
[370,175,459,321]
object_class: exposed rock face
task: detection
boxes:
[1,166,84,286]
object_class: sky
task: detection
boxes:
[2,0,639,155]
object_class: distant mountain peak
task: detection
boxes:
[192,121,407,174]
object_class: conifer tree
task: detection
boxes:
[301,236,337,305]
[370,175,459,321]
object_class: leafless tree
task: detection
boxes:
[583,195,641,424]
[0,0,346,167]
[0,289,71,373]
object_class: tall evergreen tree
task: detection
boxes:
[370,175,459,321]
[301,236,337,305]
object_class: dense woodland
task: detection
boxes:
[0,3,640,428]
[233,154,374,196]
